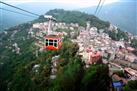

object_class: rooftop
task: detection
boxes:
[44,35,60,39]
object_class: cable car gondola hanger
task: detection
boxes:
[43,15,62,50]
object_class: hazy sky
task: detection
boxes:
[1,0,120,8]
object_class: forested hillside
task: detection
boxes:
[46,9,110,29]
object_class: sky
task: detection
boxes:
[1,0,120,8]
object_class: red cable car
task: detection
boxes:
[42,15,62,50]
[44,35,62,50]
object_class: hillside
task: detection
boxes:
[79,1,137,35]
[0,2,80,31]
[0,5,35,31]
[0,9,112,91]
[46,9,110,29]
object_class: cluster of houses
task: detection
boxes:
[73,23,137,67]
[30,21,137,75]
[32,22,79,32]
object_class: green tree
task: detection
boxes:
[131,39,137,49]
[8,67,35,91]
[114,71,126,78]
[124,80,137,91]
[81,64,110,91]
[49,59,84,91]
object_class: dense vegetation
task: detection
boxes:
[104,28,128,41]
[113,71,127,78]
[0,26,110,91]
[131,39,137,49]
[124,80,137,91]
[130,39,137,56]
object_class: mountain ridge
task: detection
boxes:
[79,1,137,35]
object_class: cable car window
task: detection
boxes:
[54,40,57,42]
[46,43,48,46]
[46,39,48,42]
[54,42,57,47]
[49,40,53,43]
[49,42,53,46]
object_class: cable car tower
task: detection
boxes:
[43,15,62,50]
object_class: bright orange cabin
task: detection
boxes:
[44,35,62,50]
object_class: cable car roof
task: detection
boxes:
[44,35,60,39]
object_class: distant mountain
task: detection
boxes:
[0,9,35,31]
[0,2,80,31]
[0,5,35,31]
[79,1,137,35]
[45,9,109,29]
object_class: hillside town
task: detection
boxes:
[29,17,137,91]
